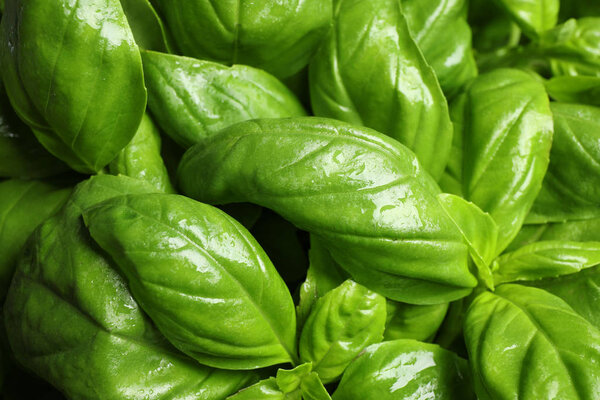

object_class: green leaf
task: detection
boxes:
[401,0,477,97]
[384,300,448,342]
[142,50,306,148]
[464,284,600,400]
[309,0,453,180]
[0,180,70,300]
[457,68,553,253]
[528,103,600,223]
[299,280,386,383]
[545,75,600,106]
[332,340,473,400]
[227,378,286,400]
[494,240,600,284]
[438,193,498,288]
[494,0,559,38]
[178,117,477,304]
[4,175,255,399]
[119,0,171,52]
[151,0,332,79]
[109,113,175,193]
[83,193,298,369]
[300,373,332,400]
[1,0,147,173]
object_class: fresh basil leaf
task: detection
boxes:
[4,175,255,399]
[142,50,306,148]
[401,0,477,97]
[178,117,477,305]
[464,284,600,400]
[494,0,559,39]
[227,378,285,400]
[300,373,332,400]
[299,280,386,383]
[439,94,467,196]
[119,0,171,52]
[493,240,600,284]
[1,0,147,173]
[528,103,600,223]
[384,301,448,342]
[109,113,175,193]
[151,0,332,79]
[457,68,553,253]
[83,193,298,369]
[309,0,453,180]
[332,340,473,400]
[0,179,70,299]
[545,75,600,106]
[438,193,498,288]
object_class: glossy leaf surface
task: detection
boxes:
[120,0,170,52]
[464,284,600,400]
[178,117,477,304]
[309,0,453,180]
[384,301,448,342]
[83,193,297,369]
[142,51,306,148]
[299,280,386,383]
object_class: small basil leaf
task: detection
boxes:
[0,180,70,299]
[438,193,498,288]
[332,340,473,400]
[142,50,306,148]
[384,301,449,342]
[1,0,147,173]
[300,373,332,400]
[309,0,453,180]
[457,68,553,253]
[109,113,175,193]
[465,284,600,400]
[178,117,477,304]
[227,378,285,400]
[545,75,600,106]
[528,103,600,223]
[494,241,600,284]
[276,363,314,393]
[4,175,254,399]
[494,0,559,39]
[83,193,298,369]
[402,0,477,97]
[299,280,386,383]
[119,0,171,52]
[151,0,332,79]
[439,93,467,196]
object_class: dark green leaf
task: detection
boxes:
[119,0,171,52]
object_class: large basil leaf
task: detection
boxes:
[464,284,600,400]
[0,85,67,179]
[545,76,600,106]
[401,0,477,97]
[83,193,298,369]
[109,113,175,193]
[119,0,170,52]
[178,117,477,305]
[528,103,600,223]
[142,50,306,148]
[494,241,600,284]
[494,0,559,39]
[299,280,385,383]
[151,0,331,79]
[332,340,473,400]
[0,179,70,299]
[309,0,453,180]
[457,68,553,253]
[384,301,448,342]
[526,265,600,329]
[1,0,147,173]
[4,175,254,399]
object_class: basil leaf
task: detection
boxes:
[1,0,147,173]
[464,284,600,400]
[332,340,473,400]
[119,0,171,52]
[494,0,559,39]
[299,280,386,383]
[384,301,449,342]
[0,179,70,299]
[545,75,600,106]
[151,0,332,79]
[142,50,306,148]
[178,117,477,304]
[309,0,453,180]
[83,193,298,369]
[457,68,553,253]
[109,113,175,193]
[4,175,254,399]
